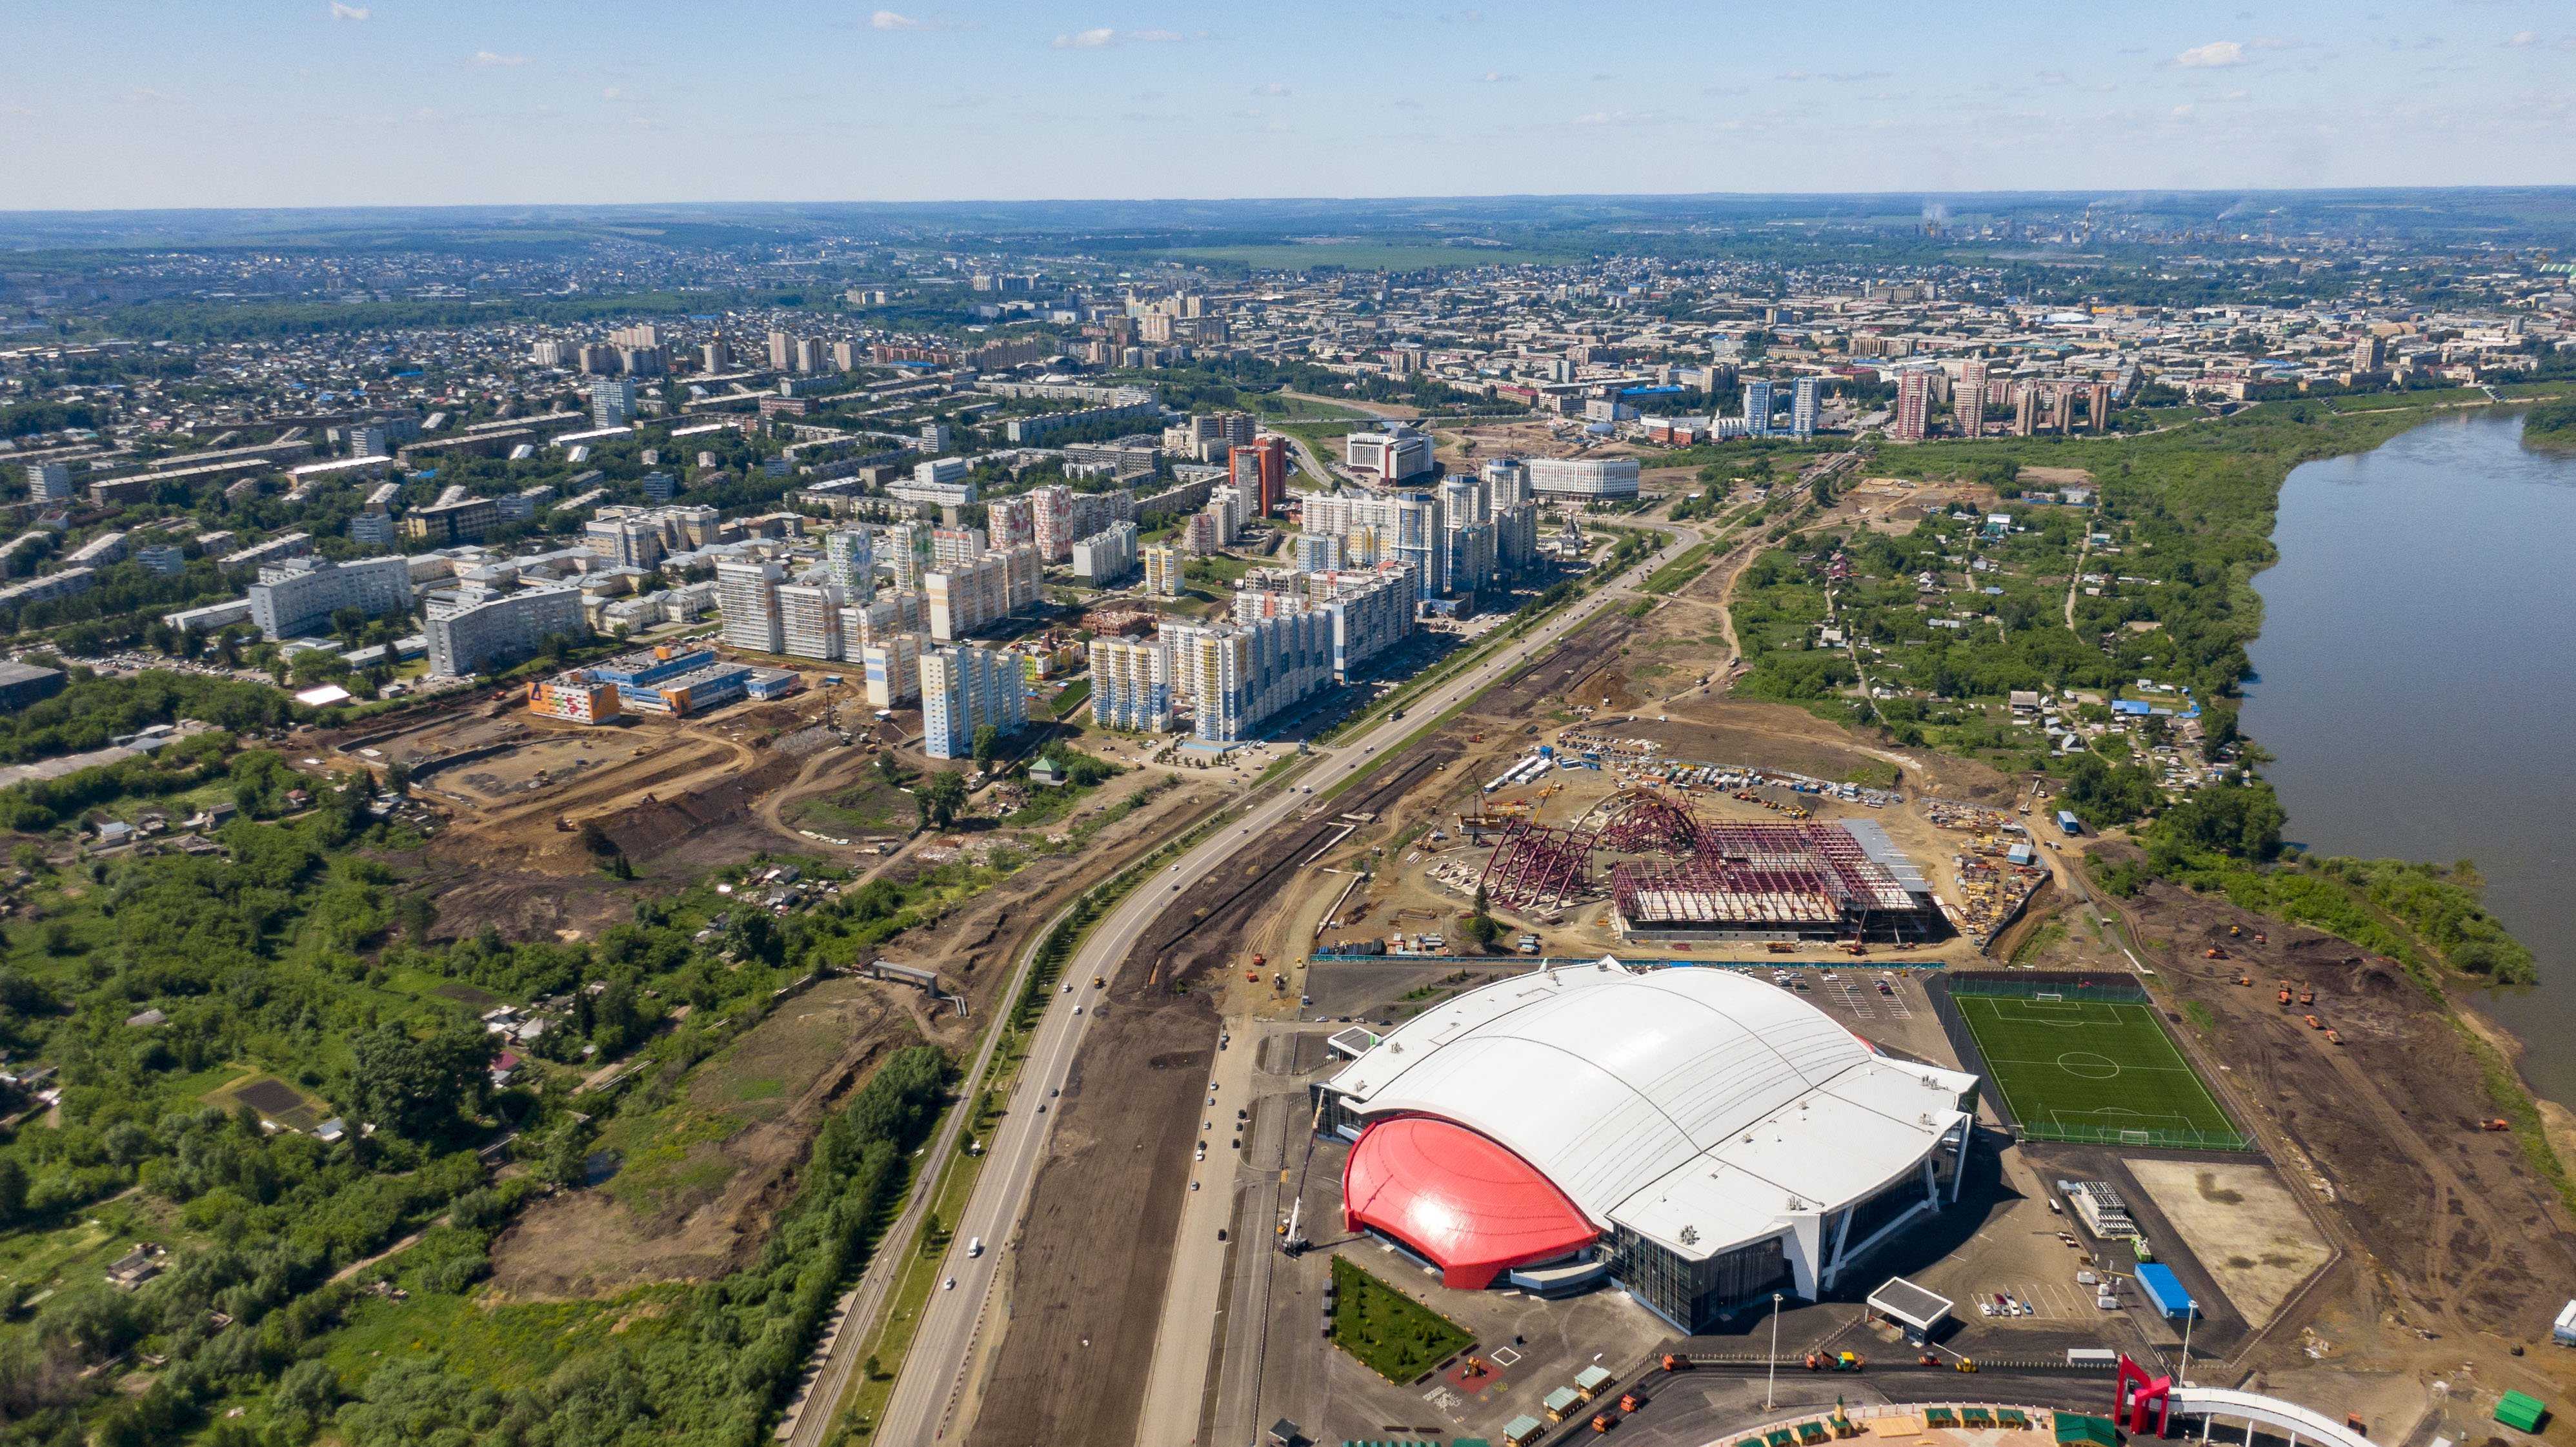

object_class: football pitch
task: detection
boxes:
[1951,991,2248,1149]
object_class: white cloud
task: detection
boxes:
[2175,41,2246,66]
[603,86,627,100]
[472,50,528,66]
[328,2,370,20]
[1128,28,1184,41]
[1049,26,1196,49]
[1478,70,1516,83]
[1254,81,1289,96]
[870,9,927,30]
[1054,27,1116,48]
[2505,30,2538,46]
[2172,103,2195,116]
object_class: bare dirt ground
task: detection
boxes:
[2036,852,2576,1404]
[2126,1159,2331,1330]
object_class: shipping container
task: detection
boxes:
[2135,1262,2195,1321]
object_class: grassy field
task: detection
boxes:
[790,781,916,836]
[1952,991,2244,1149]
[1329,1255,1473,1384]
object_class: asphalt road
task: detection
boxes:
[863,520,1696,1447]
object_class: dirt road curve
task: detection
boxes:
[854,522,1697,1447]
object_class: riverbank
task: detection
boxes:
[2244,408,2576,1107]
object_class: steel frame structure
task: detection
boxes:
[1476,818,1594,913]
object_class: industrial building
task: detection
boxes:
[1316,961,1978,1331]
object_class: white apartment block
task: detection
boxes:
[926,555,1010,642]
[1070,520,1139,585]
[778,580,847,660]
[716,558,785,653]
[1088,634,1172,731]
[427,585,585,677]
[862,631,925,707]
[921,645,1027,759]
[248,554,414,641]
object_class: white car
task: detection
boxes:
[943,1277,956,1291]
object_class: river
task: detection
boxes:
[2242,408,2576,1106]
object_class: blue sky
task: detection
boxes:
[2,1,2571,210]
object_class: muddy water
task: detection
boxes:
[2241,409,2576,1106]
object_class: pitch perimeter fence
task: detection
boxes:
[1927,972,2253,1153]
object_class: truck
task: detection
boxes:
[2057,809,2083,836]
[965,1237,983,1258]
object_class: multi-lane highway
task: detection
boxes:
[861,520,1696,1447]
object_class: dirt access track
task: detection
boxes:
[966,744,1462,1447]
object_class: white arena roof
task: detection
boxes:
[1322,959,1977,1263]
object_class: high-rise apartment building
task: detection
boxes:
[1071,520,1138,585]
[1163,611,1332,743]
[1954,360,1987,440]
[716,558,785,653]
[823,528,875,598]
[767,330,795,371]
[1228,436,1287,516]
[880,521,927,591]
[1088,634,1172,732]
[988,495,1036,552]
[1482,458,1531,511]
[1893,370,1933,441]
[1740,379,1775,439]
[2087,382,2113,434]
[776,580,847,660]
[1143,544,1184,596]
[1791,376,1820,440]
[1029,484,1078,562]
[796,338,829,374]
[2013,382,2040,438]
[931,525,987,569]
[591,377,636,429]
[921,645,1027,759]
[926,554,1011,641]
[861,631,924,707]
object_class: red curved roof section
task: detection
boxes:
[1342,1116,1599,1290]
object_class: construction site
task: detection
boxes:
[943,467,2576,1447]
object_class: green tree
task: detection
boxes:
[918,771,969,829]
[971,724,1001,771]
[347,1023,494,1140]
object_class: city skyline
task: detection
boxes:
[3,0,2572,211]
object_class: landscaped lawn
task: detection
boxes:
[1330,1255,1473,1384]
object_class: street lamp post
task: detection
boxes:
[1766,1291,1784,1410]
[2179,1302,2195,1386]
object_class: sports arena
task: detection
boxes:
[1314,960,1980,1332]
